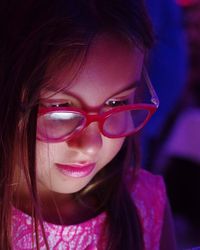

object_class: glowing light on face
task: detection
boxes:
[36,34,145,195]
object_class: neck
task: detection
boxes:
[14,186,101,225]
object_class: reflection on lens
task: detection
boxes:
[37,112,85,140]
[103,109,149,136]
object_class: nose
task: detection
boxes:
[66,122,103,156]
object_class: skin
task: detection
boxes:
[14,34,177,247]
[37,34,144,195]
[17,34,144,224]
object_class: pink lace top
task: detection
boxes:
[12,169,166,250]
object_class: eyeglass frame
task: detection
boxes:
[37,68,159,142]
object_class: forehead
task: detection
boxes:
[44,34,145,107]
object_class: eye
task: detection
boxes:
[105,99,129,107]
[40,100,73,108]
[51,102,72,108]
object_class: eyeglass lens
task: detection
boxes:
[103,109,149,136]
[37,112,86,141]
[37,108,150,141]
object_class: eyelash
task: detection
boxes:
[41,101,72,108]
[105,99,129,107]
[41,99,129,109]
[52,102,71,107]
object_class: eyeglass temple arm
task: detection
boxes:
[143,67,160,108]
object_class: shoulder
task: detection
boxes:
[129,169,166,212]
[128,168,166,201]
[127,168,167,249]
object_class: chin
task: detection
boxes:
[51,181,92,194]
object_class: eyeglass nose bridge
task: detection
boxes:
[84,113,104,127]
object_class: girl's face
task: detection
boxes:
[36,34,144,195]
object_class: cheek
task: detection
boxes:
[36,142,56,173]
[101,137,125,164]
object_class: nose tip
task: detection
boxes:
[67,123,103,156]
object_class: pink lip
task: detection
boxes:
[55,163,96,178]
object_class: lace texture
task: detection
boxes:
[12,169,166,249]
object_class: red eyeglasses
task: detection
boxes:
[37,104,157,142]
[37,69,159,143]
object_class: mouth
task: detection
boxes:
[55,163,96,178]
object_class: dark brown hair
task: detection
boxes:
[0,0,154,249]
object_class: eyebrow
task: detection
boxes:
[110,81,139,97]
[44,80,139,96]
[40,81,140,111]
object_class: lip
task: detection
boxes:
[55,163,96,178]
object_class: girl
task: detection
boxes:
[0,0,176,249]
